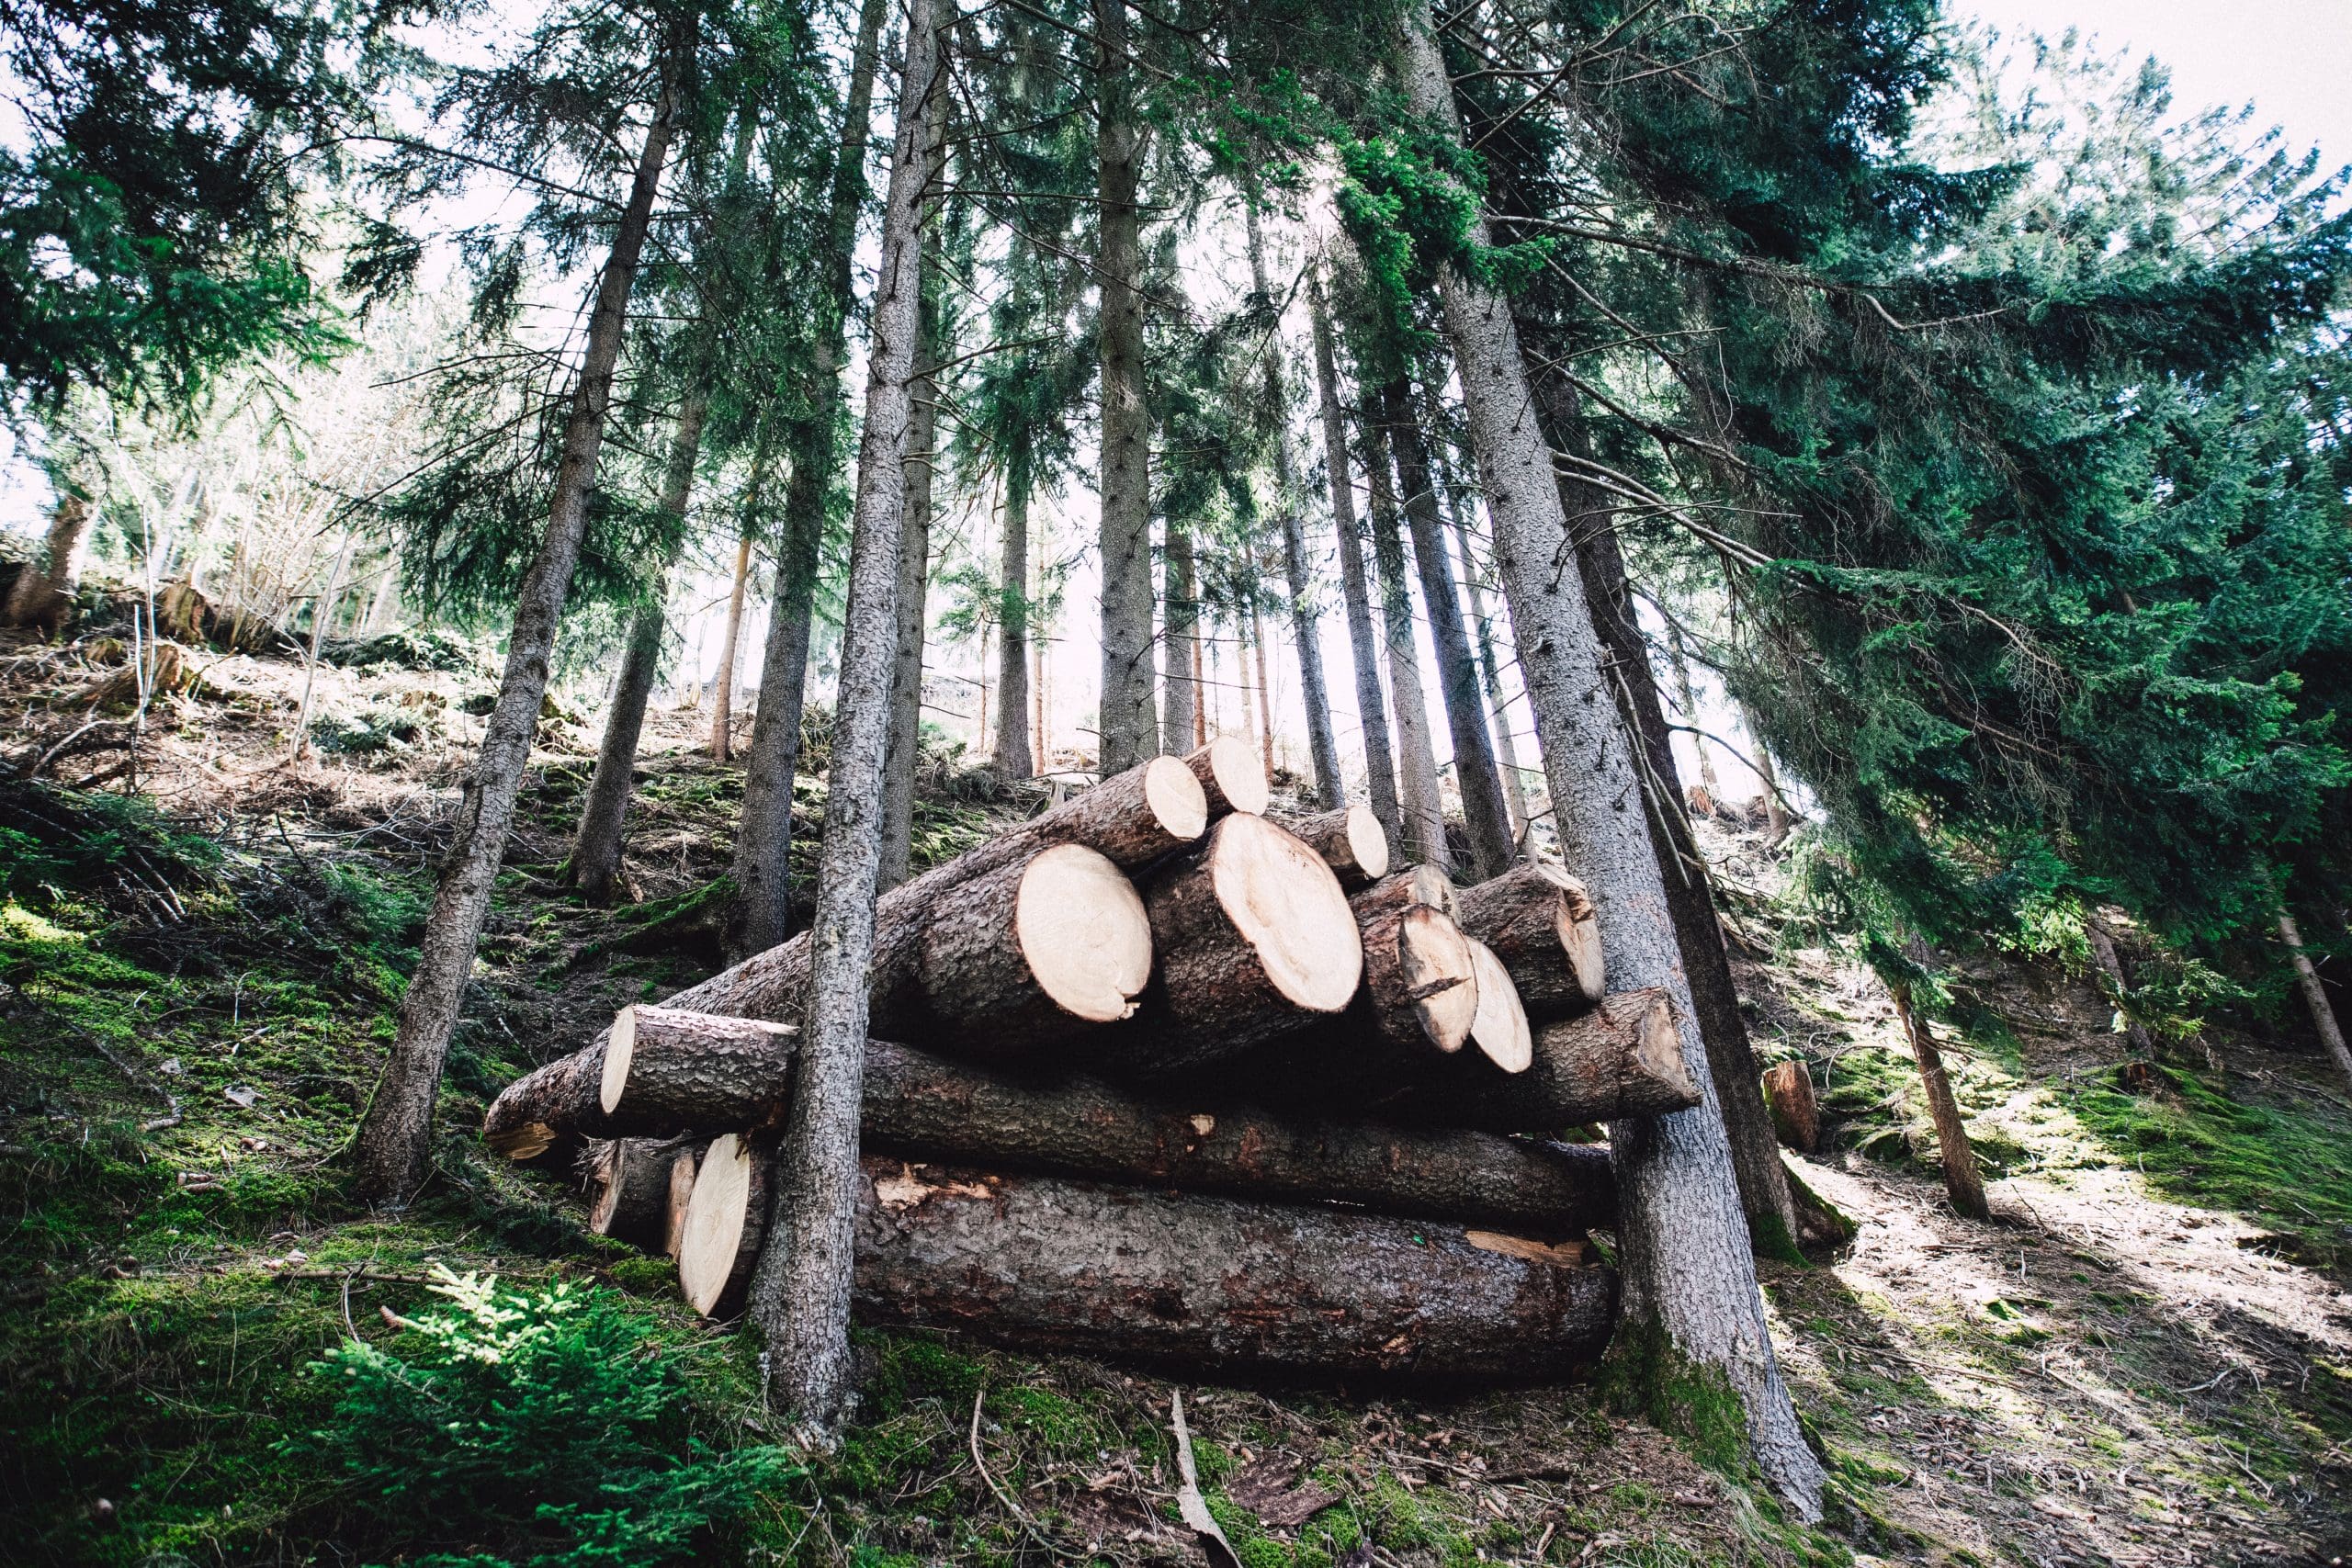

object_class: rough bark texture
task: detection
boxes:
[750,6,944,1432]
[1455,862,1605,1019]
[1383,379,1515,879]
[851,1160,1617,1379]
[1361,409,1450,873]
[1396,989,1702,1134]
[727,0,890,960]
[1395,6,1824,1514]
[1760,1061,1818,1154]
[2278,912,2352,1095]
[1104,813,1363,1077]
[882,188,947,888]
[2086,917,2157,1062]
[602,1004,802,1134]
[586,1135,699,1252]
[1093,0,1155,774]
[1307,274,1402,852]
[569,389,708,905]
[2,491,89,629]
[350,32,685,1205]
[1891,980,1989,1221]
[1161,520,1197,760]
[994,454,1035,779]
[482,1047,607,1161]
[1434,441,1530,842]
[1276,805,1390,890]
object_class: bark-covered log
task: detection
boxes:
[482,1048,605,1160]
[603,1005,799,1133]
[585,1135,699,1251]
[1358,902,1477,1055]
[1400,989,1700,1134]
[860,1038,1613,1234]
[1277,805,1390,890]
[1100,813,1363,1077]
[849,1161,1617,1378]
[1350,863,1458,922]
[676,1132,767,1318]
[1454,863,1604,1019]
[1760,1060,1817,1153]
[1462,938,1532,1073]
[1182,734,1269,818]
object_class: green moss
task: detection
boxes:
[1748,1208,1807,1267]
[1598,1315,1755,1481]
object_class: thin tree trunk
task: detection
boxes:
[748,0,943,1438]
[351,27,686,1205]
[1437,462,1528,841]
[1663,617,1724,809]
[709,535,752,761]
[1161,521,1198,759]
[1746,706,1792,845]
[1392,3,1821,1515]
[1245,204,1341,807]
[1383,378,1513,877]
[993,454,1035,778]
[4,491,91,626]
[1306,274,1401,852]
[2086,916,2156,1062]
[729,0,890,960]
[881,160,948,891]
[1890,977,1990,1221]
[1361,406,1449,871]
[1187,637,1204,748]
[2279,910,2352,1095]
[290,523,356,760]
[1093,0,1155,773]
[569,390,710,905]
[1036,609,1051,764]
[1250,604,1275,780]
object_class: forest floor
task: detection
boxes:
[2,624,2348,1567]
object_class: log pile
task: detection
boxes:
[486,736,1698,1380]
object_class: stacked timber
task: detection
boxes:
[484,738,1697,1379]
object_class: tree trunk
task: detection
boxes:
[569,389,709,905]
[1275,804,1390,890]
[1433,440,1530,842]
[1382,379,1514,878]
[1361,408,1450,872]
[1246,203,1342,807]
[1351,863,1458,923]
[1092,0,1155,773]
[351,30,685,1206]
[993,453,1035,780]
[1392,4,1823,1514]
[882,176,948,889]
[1454,862,1606,1019]
[3,491,90,628]
[1306,274,1401,852]
[1250,605,1276,780]
[2278,911,2352,1096]
[2086,917,2156,1062]
[727,0,891,960]
[710,536,752,760]
[1890,980,1990,1220]
[1663,617,1724,811]
[850,1161,1618,1378]
[1161,520,1197,759]
[1746,706,1792,845]
[1760,1061,1817,1154]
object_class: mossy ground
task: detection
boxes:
[6,632,2350,1564]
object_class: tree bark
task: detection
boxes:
[585,1134,701,1252]
[750,1,944,1433]
[569,389,708,905]
[2278,911,2352,1096]
[1760,1061,1817,1154]
[882,161,948,890]
[1361,406,1450,872]
[1382,379,1514,878]
[1161,520,1197,760]
[1454,862,1605,1020]
[849,1160,1617,1378]
[1306,273,1401,852]
[1663,617,1724,810]
[1246,202,1342,808]
[1351,863,1458,923]
[993,449,1036,779]
[710,535,752,761]
[1890,980,1990,1221]
[1275,805,1390,890]
[1393,4,1823,1514]
[3,491,90,628]
[2086,916,2156,1062]
[727,0,891,960]
[350,28,686,1205]
[1092,0,1155,773]
[1433,439,1530,842]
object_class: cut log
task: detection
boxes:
[1462,938,1532,1073]
[585,1135,698,1252]
[851,1161,1618,1378]
[482,1048,605,1160]
[1350,863,1457,922]
[1183,734,1270,818]
[1398,989,1700,1134]
[1276,804,1389,890]
[911,841,1152,1041]
[1454,863,1604,1019]
[860,1038,1613,1233]
[663,1138,707,1258]
[1104,812,1363,1077]
[675,1132,767,1318]
[1760,1060,1818,1153]
[602,1005,799,1133]
[1358,901,1477,1055]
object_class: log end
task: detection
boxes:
[1143,754,1212,842]
[678,1133,761,1318]
[1622,990,1702,1110]
[599,1010,638,1116]
[485,1122,559,1162]
[1213,813,1363,1014]
[1184,735,1269,818]
[1464,938,1532,1073]
[1396,905,1478,1054]
[1342,803,1390,885]
[1558,908,1606,1005]
[1018,844,1154,1022]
